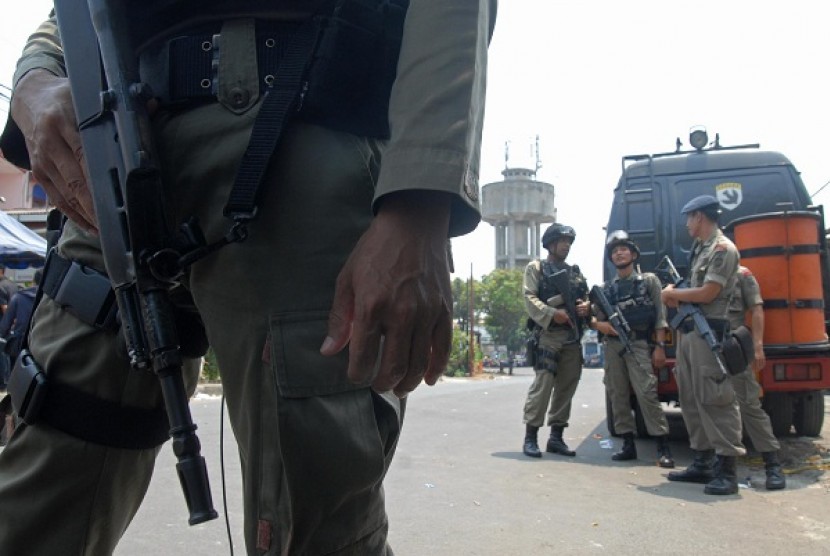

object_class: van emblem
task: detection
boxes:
[715,182,743,211]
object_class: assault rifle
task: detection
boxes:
[655,256,729,375]
[53,0,218,524]
[551,268,587,341]
[589,285,634,356]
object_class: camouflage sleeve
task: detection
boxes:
[703,243,738,287]
[12,13,65,87]
[741,270,764,308]
[524,261,554,329]
[645,273,668,329]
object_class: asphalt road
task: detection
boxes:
[115,366,830,555]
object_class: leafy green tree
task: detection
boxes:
[481,268,527,354]
[451,276,483,332]
[446,327,482,377]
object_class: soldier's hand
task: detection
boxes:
[575,299,591,318]
[652,346,666,369]
[11,70,97,233]
[552,308,571,325]
[321,191,452,398]
[752,344,766,372]
[596,321,617,336]
[661,284,678,308]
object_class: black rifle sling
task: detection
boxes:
[223,20,322,222]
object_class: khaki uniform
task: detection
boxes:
[523,260,585,428]
[0,3,494,555]
[602,272,669,437]
[675,229,746,457]
[727,267,779,452]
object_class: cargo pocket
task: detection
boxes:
[268,311,397,551]
[699,363,735,407]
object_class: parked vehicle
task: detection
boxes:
[604,128,829,438]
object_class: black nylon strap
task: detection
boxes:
[223,20,322,220]
[740,244,821,258]
[39,380,170,449]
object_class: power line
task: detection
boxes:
[809,178,830,199]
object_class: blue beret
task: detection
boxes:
[681,195,720,215]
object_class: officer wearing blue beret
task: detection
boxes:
[662,194,745,495]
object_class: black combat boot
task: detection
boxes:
[612,433,637,461]
[546,426,576,457]
[523,425,542,458]
[704,455,739,495]
[667,449,715,483]
[655,436,675,468]
[762,451,786,490]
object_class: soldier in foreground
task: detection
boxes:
[0,2,495,553]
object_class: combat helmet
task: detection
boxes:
[542,223,576,249]
[605,230,640,261]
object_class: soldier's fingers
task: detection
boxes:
[424,313,452,387]
[392,321,431,397]
[321,270,356,356]
[349,321,383,385]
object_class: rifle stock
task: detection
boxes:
[55,0,217,524]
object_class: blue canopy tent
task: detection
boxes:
[0,210,47,269]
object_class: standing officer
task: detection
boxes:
[593,231,674,467]
[0,2,495,554]
[662,195,745,495]
[522,223,590,458]
[729,265,786,489]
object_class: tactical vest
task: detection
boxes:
[604,275,656,330]
[538,260,589,334]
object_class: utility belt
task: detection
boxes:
[139,0,408,139]
[606,328,652,343]
[678,317,728,337]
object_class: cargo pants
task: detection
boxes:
[603,338,669,437]
[675,332,745,457]
[0,98,401,554]
[523,334,582,428]
[731,369,779,452]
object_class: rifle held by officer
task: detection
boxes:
[53,0,217,524]
[589,285,634,356]
[655,255,729,375]
[551,269,577,340]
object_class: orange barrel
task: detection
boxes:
[727,211,828,346]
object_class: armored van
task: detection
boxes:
[604,128,830,438]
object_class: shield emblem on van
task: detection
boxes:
[715,182,743,211]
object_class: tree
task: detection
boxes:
[451,276,483,332]
[481,268,526,354]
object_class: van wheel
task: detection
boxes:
[605,392,619,437]
[762,393,794,437]
[793,392,825,437]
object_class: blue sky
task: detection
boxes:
[4,1,830,284]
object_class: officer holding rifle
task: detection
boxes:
[591,231,674,467]
[661,195,745,496]
[522,223,590,458]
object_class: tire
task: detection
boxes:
[794,392,825,437]
[762,393,794,437]
[605,391,619,437]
